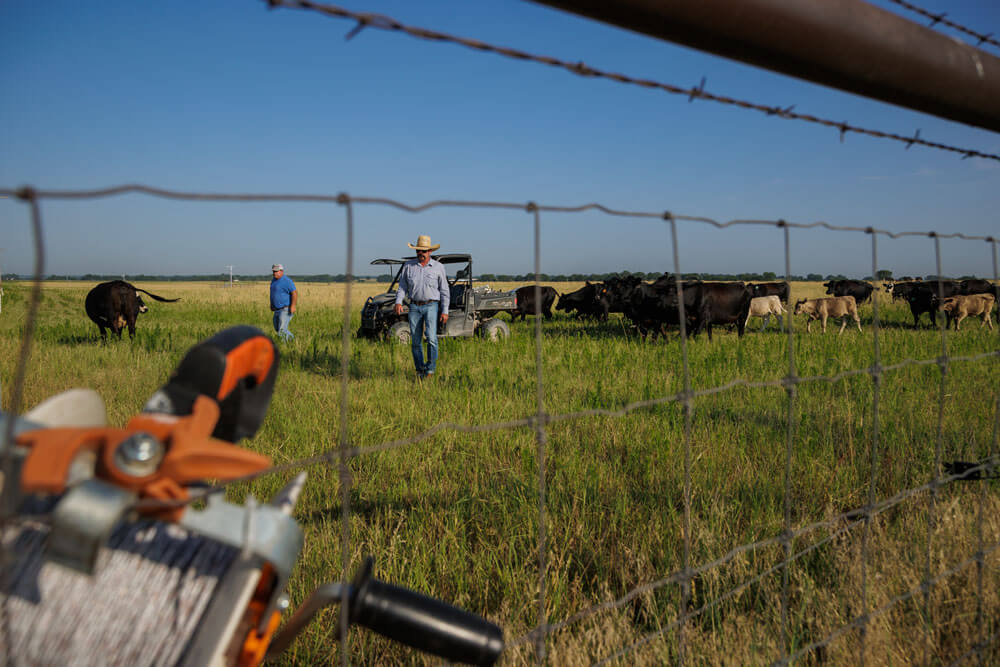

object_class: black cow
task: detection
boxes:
[749,281,790,303]
[85,280,180,341]
[624,280,705,341]
[699,282,753,340]
[902,284,941,328]
[918,280,961,298]
[958,278,996,296]
[891,280,961,312]
[555,282,609,321]
[824,279,875,305]
[887,280,922,302]
[508,285,557,321]
[601,275,643,314]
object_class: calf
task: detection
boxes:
[85,280,180,341]
[793,295,862,334]
[746,295,786,331]
[938,293,995,331]
[508,285,557,321]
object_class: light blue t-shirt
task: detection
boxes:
[270,275,297,309]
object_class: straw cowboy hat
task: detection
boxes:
[408,234,441,251]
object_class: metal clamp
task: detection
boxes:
[47,479,137,574]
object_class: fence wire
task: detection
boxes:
[2,185,998,665]
[886,0,1000,51]
[264,0,1000,163]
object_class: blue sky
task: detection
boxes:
[2,0,999,279]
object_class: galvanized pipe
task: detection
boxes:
[531,0,1000,132]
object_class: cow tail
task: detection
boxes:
[135,288,181,303]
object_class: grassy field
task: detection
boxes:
[2,279,998,665]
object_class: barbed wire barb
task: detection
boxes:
[886,0,1000,51]
[265,0,1000,162]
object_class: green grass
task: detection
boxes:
[2,281,998,665]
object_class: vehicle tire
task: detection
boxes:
[388,321,411,344]
[479,318,510,341]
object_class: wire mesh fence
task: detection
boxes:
[2,185,998,664]
[3,1,1000,664]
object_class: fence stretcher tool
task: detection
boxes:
[1,325,503,665]
[1,326,304,665]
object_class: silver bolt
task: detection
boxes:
[113,432,165,477]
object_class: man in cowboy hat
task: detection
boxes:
[270,263,297,341]
[394,235,450,378]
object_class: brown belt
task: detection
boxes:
[412,300,434,305]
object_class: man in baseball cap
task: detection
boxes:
[269,263,297,341]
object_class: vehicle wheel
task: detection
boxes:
[479,318,510,341]
[388,321,411,344]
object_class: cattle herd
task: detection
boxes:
[522,275,998,339]
[882,278,997,330]
[80,276,997,342]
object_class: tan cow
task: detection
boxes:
[746,295,786,331]
[938,293,995,331]
[793,295,862,334]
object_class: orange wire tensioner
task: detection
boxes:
[17,395,271,521]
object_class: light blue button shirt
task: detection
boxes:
[395,258,450,315]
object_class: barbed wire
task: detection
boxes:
[886,0,1000,51]
[4,185,998,664]
[263,0,1000,163]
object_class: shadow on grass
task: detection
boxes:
[52,333,104,345]
[296,492,451,526]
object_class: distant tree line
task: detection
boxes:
[4,270,988,283]
[5,273,376,283]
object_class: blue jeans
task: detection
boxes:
[273,307,294,340]
[408,302,438,375]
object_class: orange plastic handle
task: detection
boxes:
[216,335,276,402]
[18,396,271,511]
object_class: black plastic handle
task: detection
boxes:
[143,325,279,442]
[350,558,504,666]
